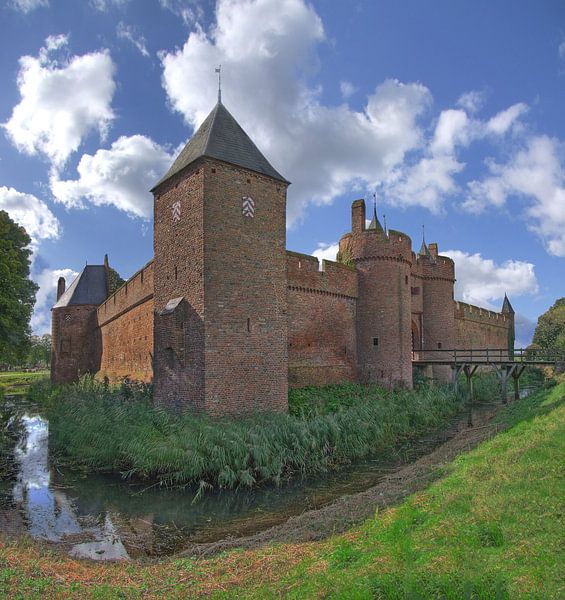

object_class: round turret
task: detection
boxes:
[341,199,413,388]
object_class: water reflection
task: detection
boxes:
[0,395,506,561]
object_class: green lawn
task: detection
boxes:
[0,370,49,396]
[214,381,565,599]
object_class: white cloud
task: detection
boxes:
[457,90,486,114]
[31,267,78,334]
[50,135,174,218]
[117,22,149,57]
[0,186,60,252]
[443,250,538,309]
[339,80,356,99]
[159,0,203,26]
[384,101,528,212]
[514,313,536,349]
[3,36,116,167]
[90,0,129,11]
[312,241,339,263]
[486,102,528,136]
[463,135,565,256]
[159,0,432,224]
[9,0,48,13]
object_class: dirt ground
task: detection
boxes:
[175,403,503,558]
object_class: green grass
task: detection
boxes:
[29,377,483,491]
[0,370,49,396]
[217,380,565,599]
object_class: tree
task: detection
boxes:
[27,334,52,367]
[532,298,565,351]
[107,267,125,295]
[0,211,38,364]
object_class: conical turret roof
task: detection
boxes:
[502,293,515,314]
[367,205,384,233]
[152,101,288,191]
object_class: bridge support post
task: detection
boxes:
[512,365,526,400]
[451,364,464,395]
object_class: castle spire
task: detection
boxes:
[367,191,384,232]
[215,65,222,103]
[502,293,515,314]
[418,224,430,257]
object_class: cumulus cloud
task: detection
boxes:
[31,267,78,334]
[9,0,48,13]
[485,102,528,136]
[50,134,174,218]
[0,186,60,252]
[443,249,538,309]
[159,0,432,224]
[311,242,339,263]
[117,22,149,57]
[463,135,565,256]
[3,35,116,167]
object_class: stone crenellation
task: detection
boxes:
[51,99,515,416]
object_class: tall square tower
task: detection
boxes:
[151,101,289,415]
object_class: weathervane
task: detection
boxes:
[215,64,222,103]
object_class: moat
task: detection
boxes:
[0,390,521,561]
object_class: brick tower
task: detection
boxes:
[339,199,413,388]
[151,100,289,415]
[418,238,456,382]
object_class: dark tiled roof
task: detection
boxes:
[151,102,288,190]
[367,206,384,233]
[418,239,431,257]
[502,294,515,314]
[53,265,108,308]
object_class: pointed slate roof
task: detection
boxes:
[151,101,288,190]
[501,294,515,314]
[53,265,108,308]
[367,205,384,233]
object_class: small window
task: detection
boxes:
[437,342,442,349]
[373,337,379,347]
[247,318,251,333]
[405,275,408,285]
[211,168,216,173]
[411,286,420,295]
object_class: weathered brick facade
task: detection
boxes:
[51,100,515,412]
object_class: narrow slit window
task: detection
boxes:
[437,342,442,349]
[247,318,251,333]
[373,337,379,347]
[175,266,178,280]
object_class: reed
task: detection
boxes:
[31,376,498,490]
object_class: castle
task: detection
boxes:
[51,99,515,416]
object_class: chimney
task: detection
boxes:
[429,243,438,259]
[351,199,366,233]
[56,277,66,301]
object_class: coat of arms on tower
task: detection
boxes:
[171,200,181,222]
[242,196,255,217]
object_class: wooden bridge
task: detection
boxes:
[412,348,565,402]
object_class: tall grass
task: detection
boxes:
[30,377,489,490]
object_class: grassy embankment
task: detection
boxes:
[29,377,476,491]
[0,370,49,397]
[0,377,562,598]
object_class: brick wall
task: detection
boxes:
[97,261,154,382]
[152,161,206,412]
[203,160,288,415]
[454,301,512,349]
[51,305,101,384]
[287,252,358,387]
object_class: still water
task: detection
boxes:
[0,393,508,561]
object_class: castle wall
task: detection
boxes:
[153,162,206,412]
[97,261,154,382]
[51,305,101,384]
[287,252,358,387]
[454,301,512,349]
[202,160,289,415]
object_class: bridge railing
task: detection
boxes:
[412,348,565,364]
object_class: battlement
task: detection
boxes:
[417,253,455,281]
[286,251,358,299]
[454,301,510,326]
[97,260,154,327]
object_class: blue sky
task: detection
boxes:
[0,0,564,345]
